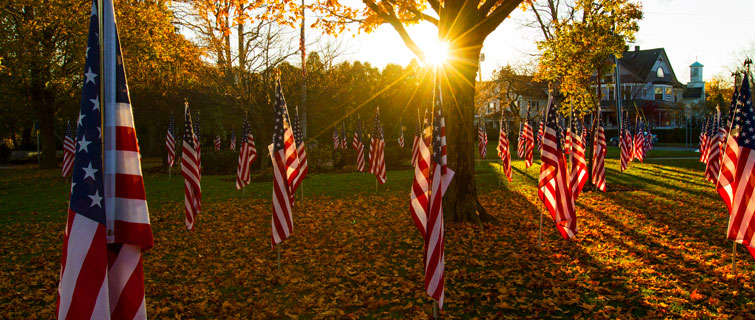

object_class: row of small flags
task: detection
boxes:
[702,71,755,260]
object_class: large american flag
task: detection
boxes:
[705,107,723,183]
[235,118,256,190]
[369,108,386,184]
[410,111,431,239]
[62,120,75,177]
[497,115,512,182]
[292,106,308,194]
[620,115,632,172]
[165,113,176,169]
[591,115,607,192]
[726,73,755,259]
[398,121,405,148]
[570,114,588,199]
[270,77,299,247]
[538,98,577,239]
[58,1,153,318]
[425,85,452,310]
[633,119,645,163]
[182,103,201,230]
[353,116,365,172]
[411,112,421,167]
[523,111,535,168]
[478,119,487,159]
[717,82,742,212]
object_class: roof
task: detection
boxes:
[683,87,704,99]
[690,61,704,67]
[614,48,684,87]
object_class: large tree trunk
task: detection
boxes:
[440,33,496,225]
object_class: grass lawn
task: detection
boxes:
[1,149,753,318]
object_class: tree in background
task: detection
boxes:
[531,0,642,188]
[308,0,533,224]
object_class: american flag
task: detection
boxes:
[235,118,256,190]
[644,124,653,153]
[182,103,201,230]
[537,114,544,152]
[727,72,755,260]
[591,115,607,192]
[193,111,202,186]
[58,1,153,318]
[270,77,299,247]
[497,115,512,182]
[538,98,577,240]
[214,135,221,151]
[633,119,645,163]
[517,124,525,159]
[700,117,709,163]
[291,106,308,194]
[425,83,453,310]
[398,122,405,147]
[165,113,176,169]
[353,116,365,172]
[370,108,385,184]
[410,111,431,239]
[705,107,723,183]
[620,115,632,172]
[341,122,348,149]
[411,110,424,167]
[333,126,339,149]
[369,108,386,184]
[523,110,535,168]
[478,119,487,159]
[717,82,742,212]
[62,120,75,177]
[230,131,236,151]
[570,113,588,199]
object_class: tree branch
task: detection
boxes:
[477,0,523,38]
[362,0,426,63]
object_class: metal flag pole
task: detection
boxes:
[277,245,281,270]
[433,301,438,319]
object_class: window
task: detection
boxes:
[608,85,615,100]
[691,68,699,78]
[656,67,665,78]
[623,85,632,100]
[665,87,673,101]
[655,87,663,100]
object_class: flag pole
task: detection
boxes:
[433,301,438,319]
[732,242,737,275]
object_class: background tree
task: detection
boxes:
[308,0,533,224]
[532,0,642,188]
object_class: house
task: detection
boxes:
[475,76,550,130]
[595,46,704,129]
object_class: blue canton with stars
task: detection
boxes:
[241,118,250,144]
[273,78,288,152]
[729,83,740,126]
[168,113,175,137]
[735,74,755,149]
[184,110,195,149]
[70,1,104,224]
[432,89,445,165]
[293,108,304,146]
[373,108,383,140]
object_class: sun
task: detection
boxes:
[423,38,449,65]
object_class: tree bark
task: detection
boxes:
[439,31,496,225]
[31,81,58,169]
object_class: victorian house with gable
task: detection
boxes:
[595,46,705,129]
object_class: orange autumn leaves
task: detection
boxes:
[2,158,755,318]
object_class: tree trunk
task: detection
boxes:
[32,85,58,169]
[441,37,496,225]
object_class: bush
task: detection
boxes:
[384,144,409,169]
[200,150,240,175]
[306,142,333,172]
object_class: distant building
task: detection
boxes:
[595,46,706,129]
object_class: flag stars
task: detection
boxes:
[88,190,103,208]
[90,95,100,111]
[78,136,92,153]
[78,113,86,127]
[82,162,98,181]
[84,67,97,84]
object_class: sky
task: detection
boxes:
[330,0,755,83]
